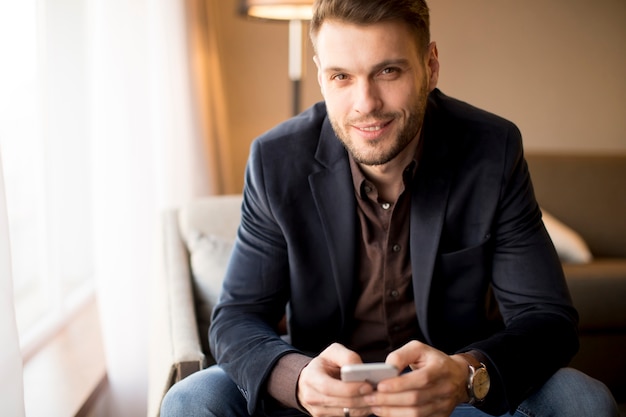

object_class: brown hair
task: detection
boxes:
[309,0,430,54]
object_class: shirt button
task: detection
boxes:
[381,202,391,210]
[390,289,400,298]
[392,244,401,252]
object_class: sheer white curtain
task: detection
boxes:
[0,149,26,417]
[89,0,213,415]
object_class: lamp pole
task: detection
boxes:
[239,0,313,116]
[288,19,303,116]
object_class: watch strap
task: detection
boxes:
[458,353,488,404]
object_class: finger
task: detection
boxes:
[370,404,451,417]
[369,371,465,417]
[298,346,374,414]
[315,343,375,397]
[369,395,456,417]
[300,363,370,399]
[368,379,453,409]
[307,343,373,396]
[300,377,375,409]
[377,362,458,399]
[333,406,373,417]
[301,389,372,417]
[385,340,430,372]
[320,342,364,367]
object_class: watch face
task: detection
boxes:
[473,368,490,400]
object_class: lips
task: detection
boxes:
[359,124,384,132]
[351,119,393,139]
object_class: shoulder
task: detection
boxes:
[425,89,523,158]
[245,101,342,197]
[422,90,526,186]
[427,89,514,126]
[427,89,518,134]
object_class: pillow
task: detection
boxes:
[541,209,593,264]
[186,230,234,355]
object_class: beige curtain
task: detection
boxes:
[0,148,26,417]
[185,0,235,195]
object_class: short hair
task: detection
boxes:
[310,0,430,55]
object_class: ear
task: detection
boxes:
[426,42,440,91]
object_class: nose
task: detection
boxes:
[353,79,382,115]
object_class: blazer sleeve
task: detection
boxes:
[464,124,579,414]
[209,139,302,415]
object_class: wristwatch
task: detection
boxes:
[459,353,490,404]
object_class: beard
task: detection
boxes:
[329,82,429,166]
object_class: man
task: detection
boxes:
[162,0,618,416]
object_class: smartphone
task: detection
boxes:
[340,363,399,386]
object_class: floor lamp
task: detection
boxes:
[239,0,314,116]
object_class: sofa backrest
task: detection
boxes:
[526,153,626,258]
[178,194,243,243]
[177,194,243,358]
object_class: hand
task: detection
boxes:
[297,343,375,417]
[363,340,469,417]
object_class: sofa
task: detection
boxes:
[148,153,626,416]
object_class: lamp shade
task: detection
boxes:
[240,0,314,21]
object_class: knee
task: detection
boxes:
[160,366,249,417]
[160,370,215,417]
[160,378,196,417]
[559,368,617,414]
[522,368,619,417]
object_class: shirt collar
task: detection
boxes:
[348,138,422,200]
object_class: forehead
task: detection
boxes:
[314,19,420,69]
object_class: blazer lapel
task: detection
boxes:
[410,104,453,344]
[308,119,357,331]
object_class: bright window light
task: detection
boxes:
[0,0,95,359]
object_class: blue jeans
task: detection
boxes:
[161,366,619,417]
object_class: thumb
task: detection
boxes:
[385,340,430,371]
[319,342,364,367]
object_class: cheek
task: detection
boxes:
[385,81,426,113]
[324,101,341,126]
[322,88,349,113]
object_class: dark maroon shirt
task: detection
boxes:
[347,154,422,362]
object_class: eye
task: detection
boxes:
[380,67,400,76]
[331,73,348,81]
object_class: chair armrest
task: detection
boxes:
[148,209,206,417]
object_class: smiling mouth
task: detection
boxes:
[354,120,393,132]
[359,125,383,132]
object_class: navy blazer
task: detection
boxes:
[209,89,578,415]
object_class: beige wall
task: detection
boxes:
[215,0,626,193]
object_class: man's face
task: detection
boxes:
[314,19,439,167]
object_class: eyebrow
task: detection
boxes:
[323,58,412,75]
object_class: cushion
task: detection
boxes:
[542,209,593,264]
[186,229,234,356]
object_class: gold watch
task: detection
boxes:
[460,354,490,404]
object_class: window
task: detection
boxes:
[0,0,94,359]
